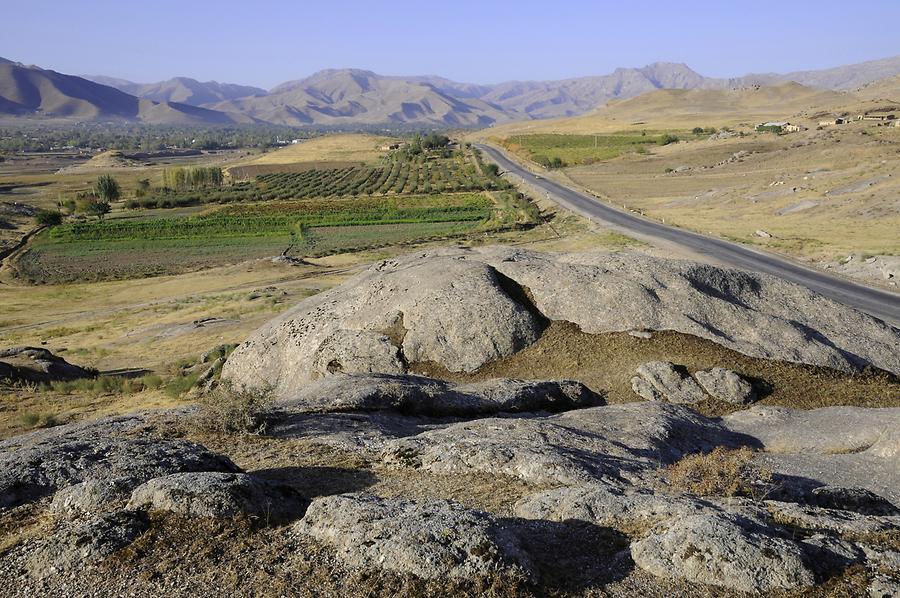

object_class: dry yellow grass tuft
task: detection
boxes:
[665,446,773,499]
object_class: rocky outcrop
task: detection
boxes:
[380,402,739,485]
[50,477,138,518]
[295,493,534,580]
[222,247,900,398]
[766,500,900,535]
[28,510,149,577]
[630,512,816,594]
[514,482,708,528]
[725,406,900,505]
[127,472,307,521]
[0,346,95,384]
[630,361,707,404]
[694,368,757,404]
[0,415,240,509]
[725,406,900,456]
[270,373,604,417]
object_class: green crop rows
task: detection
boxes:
[50,194,494,242]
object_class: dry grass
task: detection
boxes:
[237,133,395,166]
[412,321,900,413]
[665,447,773,499]
[561,125,900,263]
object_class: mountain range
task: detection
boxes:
[2,54,900,127]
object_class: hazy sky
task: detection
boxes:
[3,0,899,89]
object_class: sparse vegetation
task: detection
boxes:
[665,446,773,499]
[193,385,271,434]
[499,133,680,167]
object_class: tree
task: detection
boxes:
[34,209,62,226]
[86,200,111,221]
[135,178,151,198]
[94,174,120,203]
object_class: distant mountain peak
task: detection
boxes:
[7,54,900,127]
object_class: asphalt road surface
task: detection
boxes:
[477,143,900,326]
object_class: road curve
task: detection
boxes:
[477,143,900,326]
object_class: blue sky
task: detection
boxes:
[2,0,899,89]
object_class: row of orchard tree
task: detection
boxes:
[161,166,224,192]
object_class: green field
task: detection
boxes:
[16,191,537,283]
[51,194,493,242]
[500,133,676,167]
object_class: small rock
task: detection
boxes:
[628,330,653,339]
[860,544,900,573]
[755,230,772,238]
[631,361,707,404]
[694,368,756,404]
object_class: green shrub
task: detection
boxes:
[35,209,63,226]
[659,134,680,146]
[165,373,199,399]
[141,374,163,389]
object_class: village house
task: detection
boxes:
[860,112,897,122]
[757,121,802,133]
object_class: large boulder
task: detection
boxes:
[126,472,307,522]
[0,415,240,509]
[222,251,547,397]
[222,247,900,398]
[630,512,816,594]
[694,368,757,404]
[0,346,94,384]
[294,493,534,580]
[269,373,604,417]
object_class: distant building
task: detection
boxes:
[818,118,847,126]
[861,112,897,121]
[757,121,802,133]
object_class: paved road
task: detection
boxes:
[477,144,900,326]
